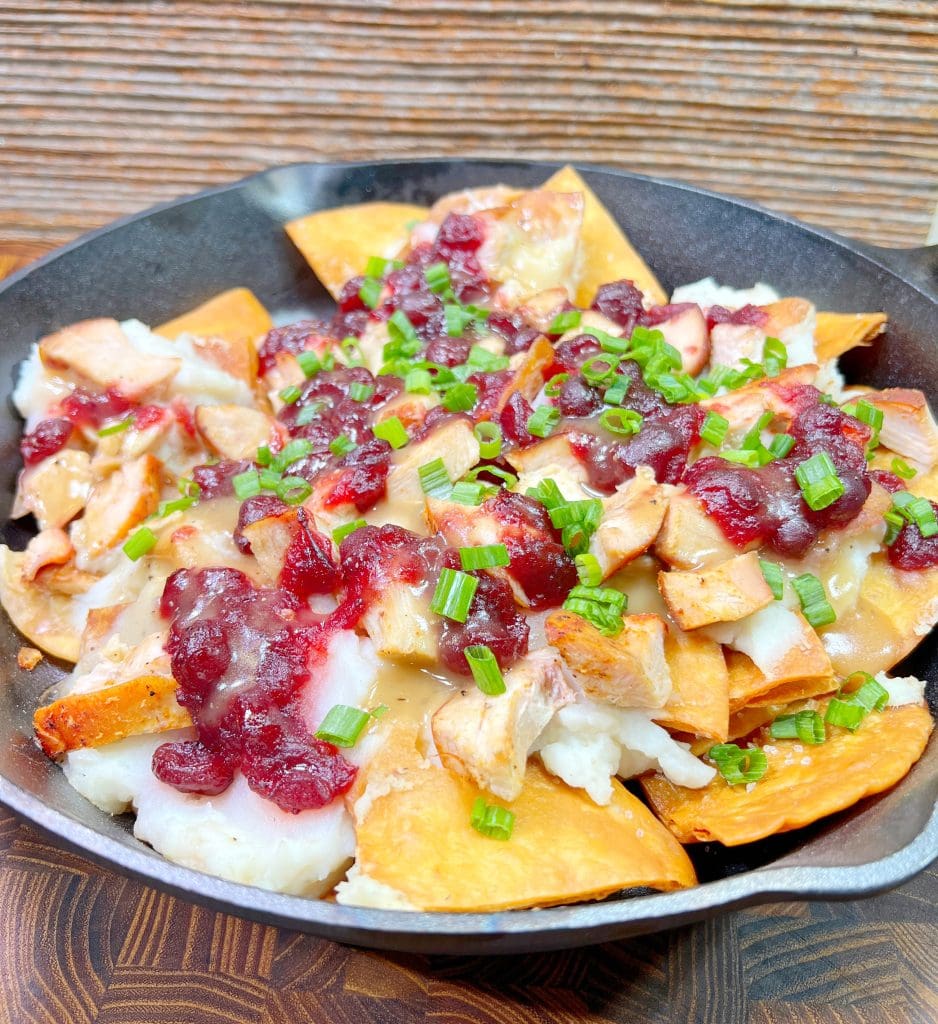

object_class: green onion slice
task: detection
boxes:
[548,309,582,334]
[459,544,510,570]
[430,568,479,623]
[770,710,826,745]
[276,476,312,505]
[700,411,730,448]
[296,350,321,377]
[759,559,784,600]
[156,496,198,518]
[526,405,560,438]
[122,526,158,561]
[358,277,383,310]
[466,345,510,373]
[441,382,478,413]
[279,385,302,405]
[574,552,602,587]
[329,434,357,458]
[464,645,507,696]
[424,261,453,296]
[792,572,837,628]
[708,743,769,785]
[273,438,314,472]
[373,416,409,449]
[470,797,515,840]
[474,421,502,459]
[418,458,452,498]
[450,480,496,506]
[603,376,631,406]
[581,354,619,385]
[464,464,518,489]
[768,433,795,459]
[97,416,134,437]
[599,408,642,436]
[891,457,916,479]
[545,373,569,398]
[762,336,788,376]
[405,368,433,394]
[824,698,867,732]
[232,469,262,500]
[315,704,371,747]
[332,519,367,545]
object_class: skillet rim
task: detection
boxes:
[0,158,935,954]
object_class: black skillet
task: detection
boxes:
[0,160,935,955]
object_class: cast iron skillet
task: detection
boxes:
[0,160,936,955]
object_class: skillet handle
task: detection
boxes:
[855,242,938,303]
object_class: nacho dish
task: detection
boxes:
[5,166,935,912]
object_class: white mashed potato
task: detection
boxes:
[63,629,380,896]
[532,698,716,805]
[671,277,780,310]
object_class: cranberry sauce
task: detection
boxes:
[192,459,252,499]
[337,524,529,675]
[20,417,73,465]
[705,304,769,330]
[888,502,938,570]
[59,387,133,428]
[257,320,333,376]
[484,490,577,609]
[591,279,644,333]
[685,386,872,558]
[154,567,356,812]
[567,360,704,490]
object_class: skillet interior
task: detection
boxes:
[0,159,935,954]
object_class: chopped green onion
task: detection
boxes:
[444,303,476,337]
[470,797,515,840]
[759,559,784,600]
[708,743,769,785]
[464,645,507,695]
[474,422,502,460]
[526,405,560,438]
[122,526,158,561]
[279,385,302,405]
[296,350,321,377]
[258,466,282,492]
[315,704,371,747]
[603,376,631,406]
[845,398,884,432]
[364,256,402,278]
[792,572,836,628]
[341,336,364,366]
[349,382,373,403]
[256,445,273,466]
[891,457,916,479]
[370,703,389,720]
[464,464,518,489]
[581,354,620,385]
[373,416,409,449]
[450,480,496,506]
[719,449,761,468]
[824,698,868,732]
[545,373,569,398]
[562,584,627,636]
[232,469,262,500]
[332,519,367,544]
[700,411,730,448]
[768,433,795,459]
[405,368,433,394]
[762,336,787,377]
[441,382,478,412]
[529,477,566,511]
[177,477,200,498]
[770,710,826,745]
[295,402,321,427]
[741,411,774,451]
[560,523,590,557]
[156,496,198,518]
[795,452,845,511]
[276,476,312,505]
[599,408,642,436]
[460,544,510,570]
[273,438,314,472]
[387,310,421,356]
[358,277,383,310]
[97,416,134,437]
[883,508,905,546]
[466,345,510,373]
[548,309,582,334]
[430,568,478,623]
[848,673,889,712]
[329,434,357,458]
[424,261,453,296]
[549,498,603,531]
[419,458,452,498]
[892,490,938,538]
[574,552,602,587]
[568,584,627,611]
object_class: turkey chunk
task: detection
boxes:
[658,551,774,631]
[386,418,481,505]
[72,454,162,559]
[655,305,709,376]
[655,487,743,570]
[546,611,672,709]
[589,467,668,579]
[15,449,92,530]
[39,318,181,400]
[195,404,277,460]
[431,648,575,801]
[864,388,938,470]
[362,583,438,665]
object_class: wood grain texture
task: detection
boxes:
[1,6,937,1017]
[0,1,936,249]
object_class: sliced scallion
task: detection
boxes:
[122,527,158,561]
[464,645,507,696]
[373,416,409,449]
[315,704,371,747]
[430,568,478,623]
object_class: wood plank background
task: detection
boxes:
[0,2,936,1021]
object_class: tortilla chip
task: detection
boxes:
[814,311,887,362]
[541,165,666,306]
[350,728,695,911]
[286,202,428,300]
[33,675,190,757]
[0,546,81,662]
[156,288,272,345]
[656,630,729,742]
[823,555,938,677]
[643,701,933,845]
[726,650,837,713]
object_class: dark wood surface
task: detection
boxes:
[1,3,936,1020]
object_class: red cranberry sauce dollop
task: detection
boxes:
[567,358,705,490]
[888,500,938,570]
[153,567,356,811]
[685,386,872,558]
[20,417,73,465]
[337,524,529,674]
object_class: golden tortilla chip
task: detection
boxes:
[156,287,272,344]
[33,675,190,757]
[0,546,81,662]
[727,650,837,713]
[286,202,428,300]
[814,311,887,363]
[823,555,938,677]
[656,630,729,742]
[642,701,933,846]
[541,165,667,306]
[350,729,695,911]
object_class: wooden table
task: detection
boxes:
[0,3,936,1021]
